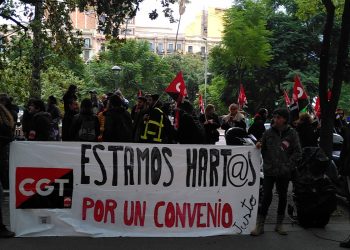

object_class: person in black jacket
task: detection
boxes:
[199,104,220,144]
[47,95,61,141]
[103,95,132,142]
[248,108,268,141]
[0,104,15,237]
[63,84,78,113]
[295,113,319,148]
[62,99,79,141]
[27,99,52,141]
[339,123,350,248]
[70,99,100,142]
[177,100,205,144]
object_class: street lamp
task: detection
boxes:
[203,37,208,107]
[111,65,121,91]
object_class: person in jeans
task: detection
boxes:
[251,108,302,236]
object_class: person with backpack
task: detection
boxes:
[70,99,100,142]
[102,94,132,142]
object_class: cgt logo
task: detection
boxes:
[16,167,73,209]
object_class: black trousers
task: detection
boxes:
[259,176,289,217]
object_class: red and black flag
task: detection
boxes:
[293,75,309,112]
[165,72,188,103]
[289,75,309,122]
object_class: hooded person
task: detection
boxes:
[102,94,133,142]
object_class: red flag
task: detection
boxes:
[314,90,331,118]
[138,90,142,97]
[293,75,308,102]
[198,94,205,114]
[314,96,321,118]
[328,89,332,101]
[283,90,291,107]
[237,84,247,109]
[165,72,188,103]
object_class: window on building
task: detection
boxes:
[177,43,182,51]
[0,37,3,53]
[84,38,91,49]
[157,43,164,54]
[168,43,174,53]
[188,46,193,53]
[84,50,90,62]
[201,46,206,55]
[100,43,106,52]
[149,42,154,51]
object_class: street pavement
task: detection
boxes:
[1,133,350,250]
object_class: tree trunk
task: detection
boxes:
[319,0,335,158]
[30,0,44,99]
[319,0,350,158]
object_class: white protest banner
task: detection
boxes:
[9,141,261,237]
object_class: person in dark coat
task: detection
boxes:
[248,108,268,141]
[295,113,319,148]
[177,100,205,144]
[27,99,52,141]
[70,99,100,142]
[62,99,79,141]
[103,95,133,142]
[199,104,220,144]
[47,95,61,141]
[251,108,302,236]
[132,96,148,142]
[339,123,350,248]
[63,84,78,113]
[0,104,15,237]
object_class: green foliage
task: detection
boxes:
[222,0,272,80]
[87,40,205,103]
[202,75,228,115]
[338,82,350,114]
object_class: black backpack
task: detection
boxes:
[78,116,96,141]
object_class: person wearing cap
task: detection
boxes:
[251,108,302,236]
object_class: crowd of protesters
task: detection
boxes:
[0,85,349,240]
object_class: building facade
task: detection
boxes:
[70,7,226,62]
